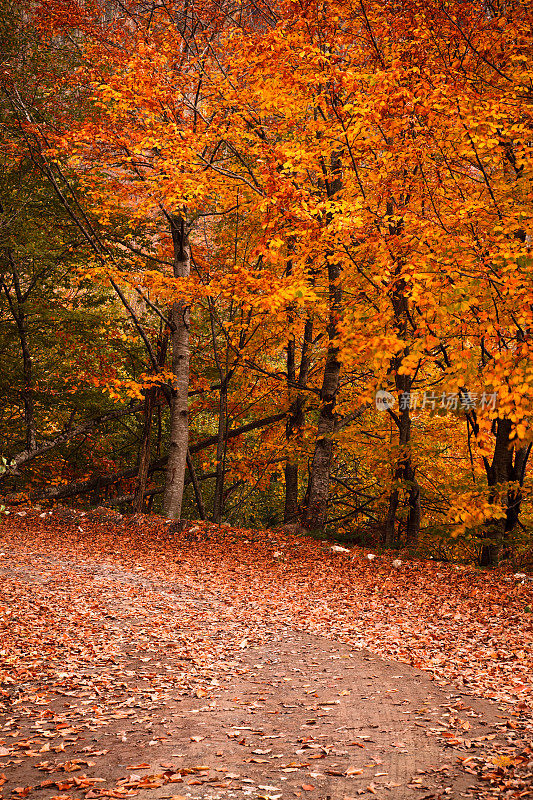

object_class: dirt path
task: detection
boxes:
[0,538,525,800]
[147,631,506,799]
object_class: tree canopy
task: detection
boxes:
[1,0,533,565]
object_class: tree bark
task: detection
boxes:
[383,378,420,549]
[302,154,343,531]
[284,461,299,523]
[163,215,191,521]
[132,388,155,513]
[506,441,531,533]
[1,250,36,454]
[284,314,313,523]
[210,294,230,525]
[207,296,245,524]
[186,449,207,520]
[302,267,342,530]
[284,320,298,523]
[133,334,168,513]
[212,379,228,523]
[480,418,531,566]
[383,202,420,549]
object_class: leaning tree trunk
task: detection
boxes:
[163,215,191,521]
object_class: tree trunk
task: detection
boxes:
[187,449,206,520]
[383,374,420,549]
[208,294,232,525]
[302,266,342,530]
[134,334,168,513]
[480,419,512,566]
[284,316,313,523]
[163,215,191,521]
[284,321,298,523]
[302,154,343,531]
[382,201,420,549]
[505,441,531,533]
[1,250,36,454]
[133,388,155,513]
[212,380,228,523]
[480,418,531,566]
[284,461,299,523]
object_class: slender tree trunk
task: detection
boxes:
[163,215,191,521]
[384,380,420,548]
[506,442,531,533]
[207,295,231,525]
[383,201,420,548]
[284,323,299,522]
[212,380,228,523]
[302,154,343,531]
[284,314,313,523]
[134,334,168,513]
[1,251,36,453]
[302,265,342,530]
[133,388,155,513]
[284,461,299,523]
[187,449,206,520]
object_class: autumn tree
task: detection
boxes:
[2,0,531,565]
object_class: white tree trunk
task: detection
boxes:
[163,215,190,520]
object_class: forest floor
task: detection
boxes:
[0,509,531,800]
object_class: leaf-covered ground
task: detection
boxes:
[0,508,531,799]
